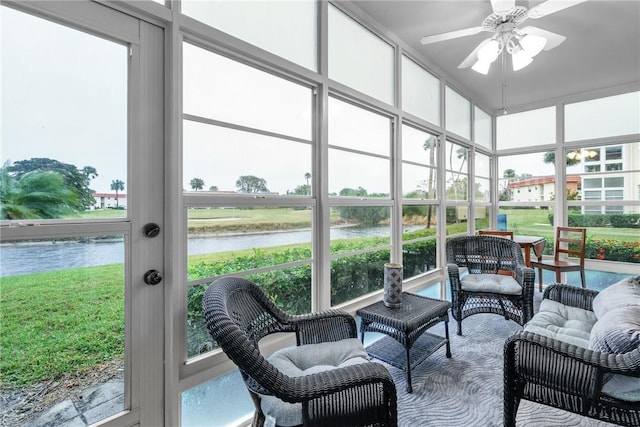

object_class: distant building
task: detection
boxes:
[93,193,127,209]
[578,144,640,214]
[508,176,580,203]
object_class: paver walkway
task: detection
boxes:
[25,378,124,427]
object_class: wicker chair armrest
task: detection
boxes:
[505,331,640,398]
[288,309,358,345]
[447,263,462,290]
[542,284,599,311]
[447,263,460,275]
[514,265,535,290]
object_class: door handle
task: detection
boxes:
[143,269,163,285]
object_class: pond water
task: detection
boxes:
[1,225,415,277]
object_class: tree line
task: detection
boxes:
[0,158,124,219]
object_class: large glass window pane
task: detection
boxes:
[474,206,491,231]
[181,1,317,71]
[567,143,640,208]
[474,106,492,149]
[1,7,127,220]
[445,86,471,139]
[565,91,640,141]
[182,371,253,427]
[1,236,125,424]
[328,4,394,105]
[187,265,312,358]
[498,152,556,202]
[186,207,312,281]
[401,56,440,124]
[445,141,469,201]
[183,121,311,195]
[445,206,469,235]
[496,107,555,149]
[328,98,391,196]
[185,205,313,358]
[331,250,390,306]
[328,98,389,156]
[475,152,491,202]
[402,125,437,166]
[582,225,638,263]
[329,150,390,196]
[401,205,437,279]
[402,125,437,199]
[183,43,312,140]
[497,208,555,239]
[329,206,391,254]
[330,205,391,305]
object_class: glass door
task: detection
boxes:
[0,3,164,426]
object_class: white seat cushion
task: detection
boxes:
[260,338,369,427]
[461,273,522,295]
[523,299,597,349]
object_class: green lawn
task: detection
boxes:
[0,265,124,388]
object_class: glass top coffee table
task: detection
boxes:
[356,292,452,393]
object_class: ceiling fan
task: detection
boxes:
[420,0,588,74]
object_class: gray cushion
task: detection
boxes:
[524,299,597,349]
[460,273,522,295]
[592,276,640,319]
[260,338,369,427]
[590,306,640,354]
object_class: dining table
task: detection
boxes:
[513,235,547,267]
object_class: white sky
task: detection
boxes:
[3,5,624,197]
[1,7,127,194]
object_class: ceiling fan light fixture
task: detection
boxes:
[520,33,547,57]
[512,48,533,71]
[471,59,491,74]
[477,39,501,63]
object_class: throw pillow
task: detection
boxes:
[589,305,640,354]
[592,276,640,319]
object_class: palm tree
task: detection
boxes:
[304,172,311,186]
[423,136,437,228]
[448,144,468,202]
[110,179,125,208]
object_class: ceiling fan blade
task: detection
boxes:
[458,38,492,69]
[520,26,567,50]
[420,26,484,45]
[527,0,588,19]
[491,0,516,13]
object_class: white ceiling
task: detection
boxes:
[343,0,640,114]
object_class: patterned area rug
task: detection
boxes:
[376,294,619,427]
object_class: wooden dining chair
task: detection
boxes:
[478,230,514,240]
[530,226,587,292]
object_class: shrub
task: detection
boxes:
[610,214,640,228]
[548,213,638,228]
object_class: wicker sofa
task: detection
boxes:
[504,279,640,426]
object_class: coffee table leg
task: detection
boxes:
[405,346,412,393]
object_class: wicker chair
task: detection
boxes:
[446,235,535,335]
[202,277,397,427]
[504,284,640,427]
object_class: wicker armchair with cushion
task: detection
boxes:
[504,279,640,427]
[202,277,397,427]
[446,235,535,336]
